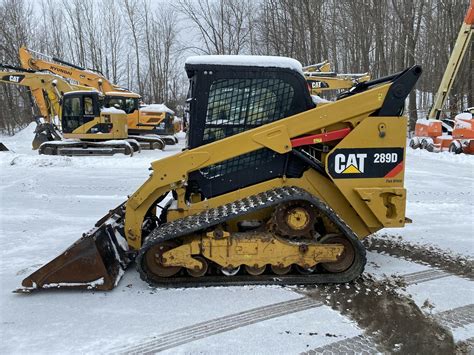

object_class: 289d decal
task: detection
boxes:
[327,148,404,179]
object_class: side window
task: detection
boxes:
[107,98,125,110]
[203,78,294,144]
[63,97,81,116]
[84,96,94,115]
[125,98,137,114]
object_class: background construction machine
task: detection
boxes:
[1,65,74,148]
[410,1,473,154]
[302,61,371,96]
[0,67,142,156]
[19,47,178,146]
[18,55,421,292]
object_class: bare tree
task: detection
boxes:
[123,0,143,94]
[176,0,255,55]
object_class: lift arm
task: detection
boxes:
[428,1,474,119]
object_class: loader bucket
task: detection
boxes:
[18,204,131,292]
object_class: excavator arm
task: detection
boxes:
[305,72,371,95]
[0,67,89,119]
[19,46,122,94]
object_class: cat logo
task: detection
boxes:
[9,75,21,83]
[327,148,404,179]
[334,153,367,174]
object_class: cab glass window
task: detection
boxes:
[203,78,294,143]
[63,96,81,117]
[84,96,94,115]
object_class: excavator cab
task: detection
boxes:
[60,91,127,138]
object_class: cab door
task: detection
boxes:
[62,95,83,134]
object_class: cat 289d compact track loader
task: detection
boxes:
[18,56,421,292]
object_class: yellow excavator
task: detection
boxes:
[19,47,178,146]
[303,61,371,96]
[18,56,421,292]
[1,66,142,156]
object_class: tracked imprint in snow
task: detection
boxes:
[303,304,474,355]
[301,273,457,354]
[364,235,474,280]
[108,269,461,354]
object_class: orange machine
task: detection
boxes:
[411,1,473,154]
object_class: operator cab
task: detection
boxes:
[184,56,315,198]
[104,92,140,114]
[62,91,103,134]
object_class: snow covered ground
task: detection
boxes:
[0,125,473,354]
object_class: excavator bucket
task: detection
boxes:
[32,120,62,150]
[18,204,131,292]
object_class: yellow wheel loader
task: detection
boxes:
[17,56,421,292]
[0,67,144,156]
[19,47,176,147]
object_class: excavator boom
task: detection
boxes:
[19,47,123,94]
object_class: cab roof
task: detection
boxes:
[185,55,304,75]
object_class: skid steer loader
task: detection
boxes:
[17,56,421,292]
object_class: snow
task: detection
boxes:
[140,104,175,115]
[101,107,126,114]
[311,94,331,104]
[186,55,304,75]
[386,145,474,256]
[454,113,472,129]
[0,126,473,353]
[416,118,434,126]
[42,277,105,289]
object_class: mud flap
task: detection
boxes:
[17,204,132,292]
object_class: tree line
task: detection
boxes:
[0,0,472,134]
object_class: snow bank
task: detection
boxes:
[186,55,304,75]
[407,141,474,166]
[140,104,175,115]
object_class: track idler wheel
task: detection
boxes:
[186,256,208,278]
[145,242,181,277]
[320,234,355,273]
[221,266,240,276]
[295,265,316,274]
[245,265,266,276]
[271,264,291,275]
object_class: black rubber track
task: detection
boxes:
[136,186,366,288]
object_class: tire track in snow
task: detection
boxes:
[110,269,452,354]
[364,235,474,281]
[302,304,474,355]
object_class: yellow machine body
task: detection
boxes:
[18,58,421,292]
